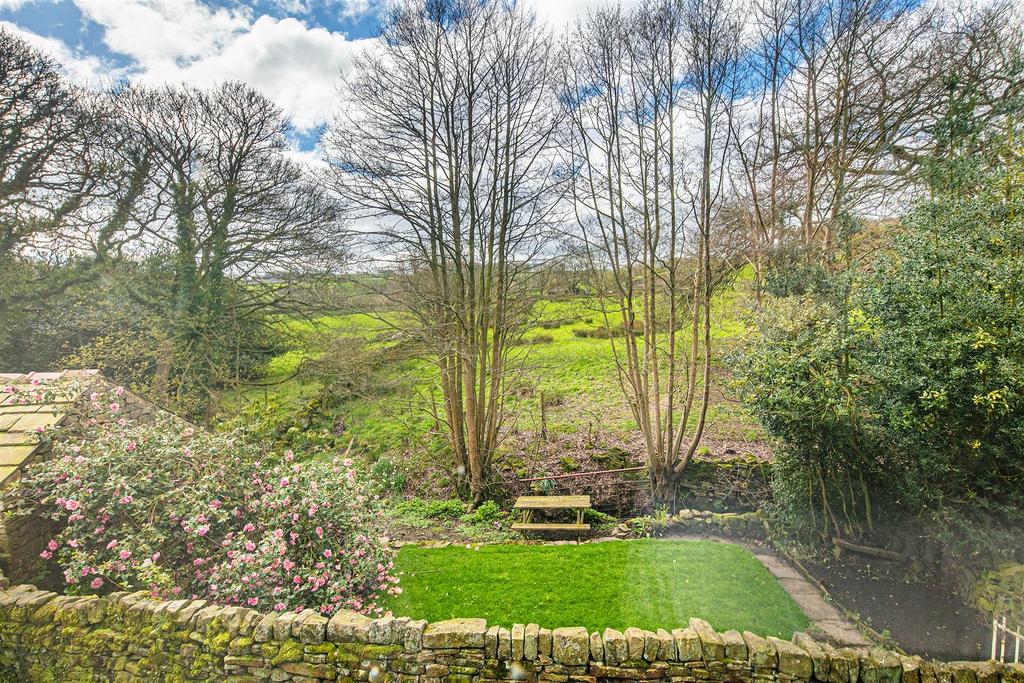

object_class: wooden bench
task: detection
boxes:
[511,495,591,535]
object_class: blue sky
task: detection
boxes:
[0,0,399,150]
[0,0,609,153]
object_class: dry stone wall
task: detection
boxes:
[0,583,1022,683]
[676,457,771,512]
[612,509,768,540]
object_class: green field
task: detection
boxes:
[219,275,767,493]
[379,539,810,637]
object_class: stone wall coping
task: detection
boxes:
[2,581,1022,683]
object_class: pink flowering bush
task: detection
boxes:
[7,390,399,616]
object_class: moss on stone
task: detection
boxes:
[360,644,403,659]
[621,659,650,669]
[207,630,232,654]
[228,636,254,654]
[271,639,305,665]
[304,642,337,655]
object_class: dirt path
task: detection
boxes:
[804,559,989,661]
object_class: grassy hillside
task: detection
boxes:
[219,272,766,496]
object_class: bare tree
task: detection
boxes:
[110,82,346,413]
[0,30,149,331]
[732,0,1024,279]
[561,0,742,504]
[324,0,564,504]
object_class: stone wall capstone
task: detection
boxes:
[0,583,1021,683]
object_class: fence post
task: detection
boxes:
[1015,623,1020,664]
[992,618,998,661]
[1000,616,1007,662]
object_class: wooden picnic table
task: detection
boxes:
[511,495,591,533]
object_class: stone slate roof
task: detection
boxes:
[0,370,99,487]
[0,369,185,487]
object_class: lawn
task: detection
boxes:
[380,539,810,638]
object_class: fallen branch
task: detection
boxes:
[834,537,907,562]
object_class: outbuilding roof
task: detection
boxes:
[0,370,100,486]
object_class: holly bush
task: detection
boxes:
[736,161,1024,535]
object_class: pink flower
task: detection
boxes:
[243,523,255,533]
[114,386,125,396]
[119,496,133,505]
[210,500,222,510]
[39,550,52,560]
[64,500,79,511]
[151,552,160,562]
[245,541,256,552]
[274,602,285,612]
[47,539,58,551]
[89,392,100,402]
[323,549,332,558]
[273,529,284,540]
[283,559,295,571]
[90,577,103,590]
[285,450,294,462]
[247,597,258,607]
[106,539,118,550]
[119,550,131,560]
[315,527,323,538]
[126,442,137,452]
[34,425,44,433]
[197,525,209,537]
[109,402,120,413]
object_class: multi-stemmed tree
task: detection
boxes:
[561,0,743,504]
[324,0,564,504]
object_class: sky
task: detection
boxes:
[0,0,622,154]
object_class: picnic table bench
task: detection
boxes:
[511,495,591,533]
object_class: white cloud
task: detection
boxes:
[0,0,32,9]
[285,140,327,170]
[0,20,119,86]
[524,0,641,31]
[270,0,392,19]
[4,0,627,140]
[73,0,251,64]
[135,15,373,132]
[57,0,375,133]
